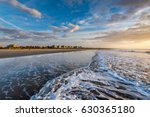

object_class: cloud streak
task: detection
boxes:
[0,0,42,18]
[51,23,80,33]
[0,0,150,49]
[94,23,150,43]
[67,23,80,33]
[0,26,56,41]
[0,17,22,30]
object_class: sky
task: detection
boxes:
[0,0,150,49]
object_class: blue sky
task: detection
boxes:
[0,0,150,48]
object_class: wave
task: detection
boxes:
[118,49,150,55]
[31,51,150,100]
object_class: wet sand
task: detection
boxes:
[0,49,85,58]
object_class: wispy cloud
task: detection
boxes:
[67,23,80,33]
[51,23,80,33]
[50,26,69,32]
[0,0,42,18]
[62,0,84,7]
[0,0,150,48]
[94,23,150,43]
[0,26,56,41]
[0,17,22,30]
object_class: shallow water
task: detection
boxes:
[31,50,150,100]
[0,50,150,100]
[0,50,96,100]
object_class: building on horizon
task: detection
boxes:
[6,44,19,49]
[1,44,83,49]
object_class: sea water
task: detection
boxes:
[0,50,150,100]
[31,50,150,100]
[0,50,96,99]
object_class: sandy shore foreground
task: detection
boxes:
[0,49,85,59]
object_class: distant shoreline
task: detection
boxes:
[0,49,89,59]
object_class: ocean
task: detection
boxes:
[0,50,96,99]
[0,50,150,100]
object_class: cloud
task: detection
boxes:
[62,0,84,6]
[117,0,150,7]
[78,20,86,25]
[50,26,62,32]
[0,26,20,34]
[108,13,129,23]
[140,13,150,20]
[0,0,42,18]
[0,26,56,41]
[67,23,80,32]
[50,23,80,33]
[85,0,150,25]
[50,26,69,32]
[94,23,150,43]
[0,17,22,30]
[50,23,80,39]
[116,0,150,16]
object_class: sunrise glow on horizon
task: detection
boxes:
[0,0,150,49]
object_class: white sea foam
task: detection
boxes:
[31,50,150,100]
[0,50,96,99]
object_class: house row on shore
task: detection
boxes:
[51,45,82,49]
[0,44,83,49]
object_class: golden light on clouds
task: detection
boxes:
[91,23,150,49]
[84,40,150,49]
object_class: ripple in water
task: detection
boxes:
[31,50,150,100]
[0,51,96,100]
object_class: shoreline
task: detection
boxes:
[0,49,88,59]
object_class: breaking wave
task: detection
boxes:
[31,51,150,100]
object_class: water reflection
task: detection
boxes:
[0,51,96,100]
[32,50,150,100]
